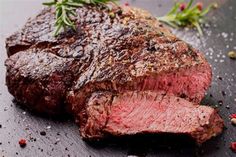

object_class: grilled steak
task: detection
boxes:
[5,5,223,143]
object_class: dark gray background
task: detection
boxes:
[0,0,236,157]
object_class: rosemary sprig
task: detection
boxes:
[43,0,118,36]
[157,0,216,35]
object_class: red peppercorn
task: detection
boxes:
[19,139,27,148]
[230,142,236,152]
[197,2,203,11]
[179,3,186,11]
[230,114,236,119]
[124,2,129,6]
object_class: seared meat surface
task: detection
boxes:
[5,50,75,114]
[5,5,223,143]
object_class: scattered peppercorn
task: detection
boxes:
[40,131,46,136]
[228,51,236,59]
[222,91,226,96]
[196,2,203,11]
[230,114,236,119]
[230,142,236,152]
[179,3,186,11]
[124,2,129,6]
[218,100,223,106]
[19,139,27,148]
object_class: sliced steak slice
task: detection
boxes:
[81,91,223,144]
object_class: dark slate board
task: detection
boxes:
[0,0,236,157]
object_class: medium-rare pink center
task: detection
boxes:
[141,64,211,103]
[105,92,213,134]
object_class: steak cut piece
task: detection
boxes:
[81,91,223,144]
[5,49,75,114]
[5,4,223,143]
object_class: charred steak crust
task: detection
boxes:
[5,5,223,143]
[5,49,75,114]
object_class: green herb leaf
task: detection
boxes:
[43,0,119,36]
[157,0,216,36]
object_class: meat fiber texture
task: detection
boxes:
[83,91,223,144]
[5,5,223,144]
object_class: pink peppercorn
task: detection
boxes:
[230,142,236,152]
[124,2,129,6]
[230,114,236,119]
[179,3,186,11]
[19,139,27,148]
[197,2,203,11]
